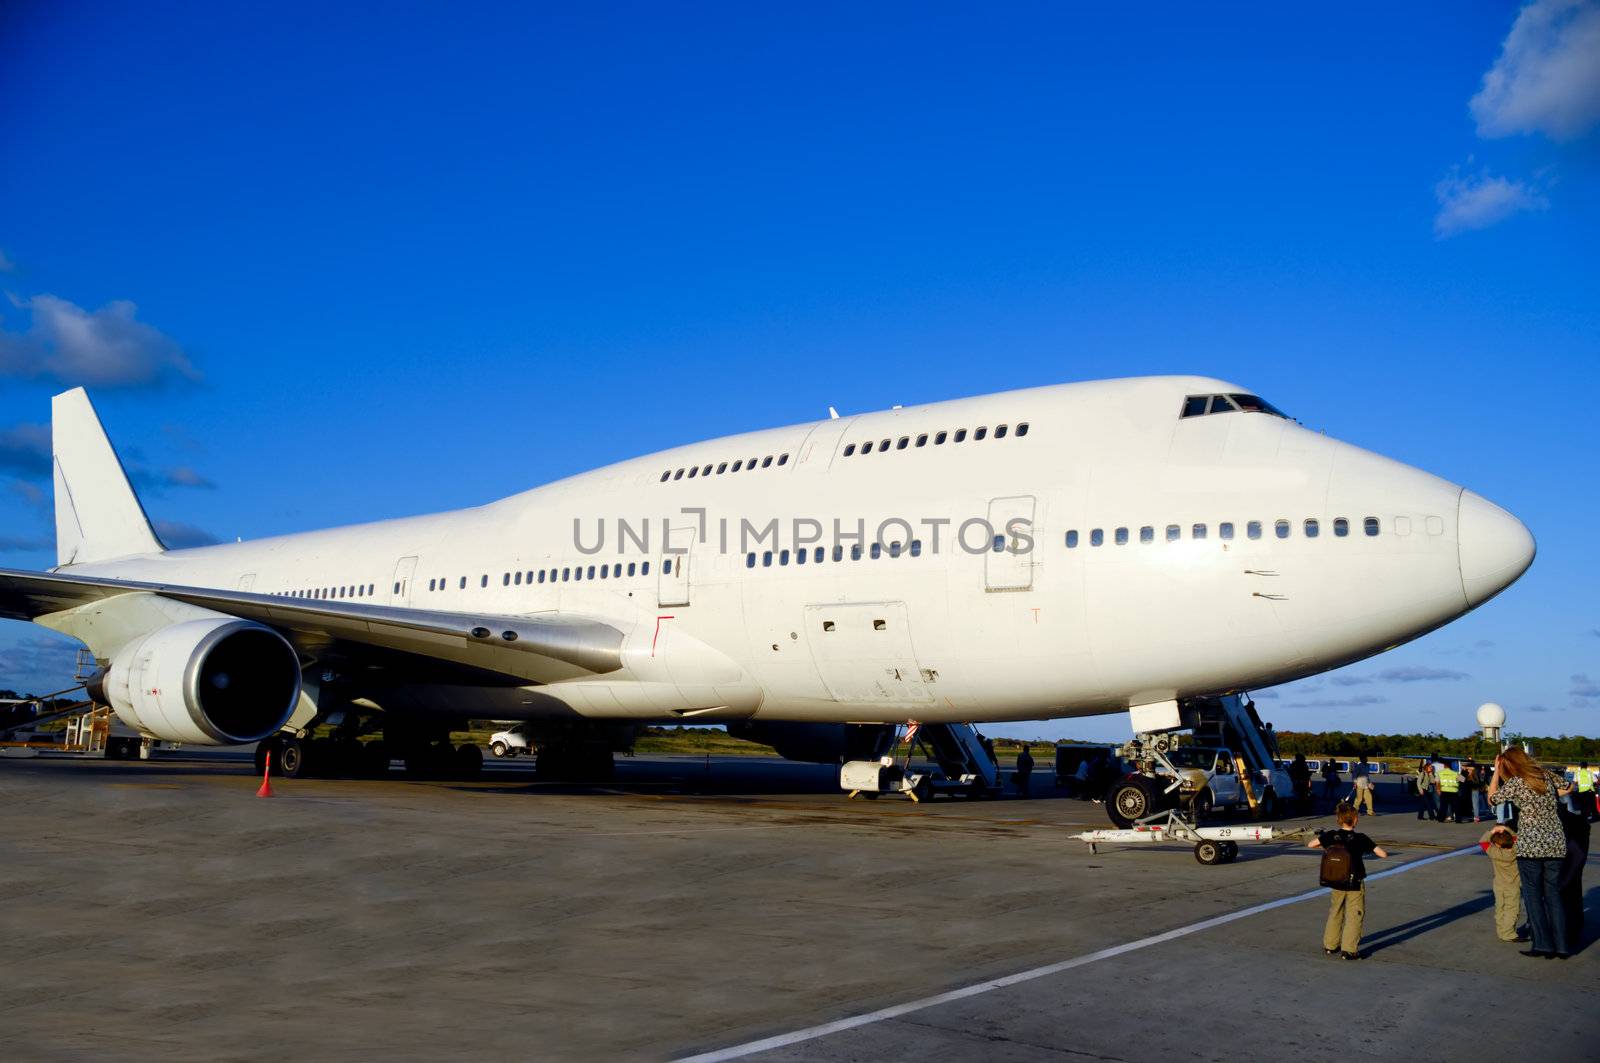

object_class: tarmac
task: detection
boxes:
[1,752,1594,1061]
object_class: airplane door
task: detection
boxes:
[392,555,418,606]
[658,526,695,608]
[803,601,933,704]
[237,573,256,592]
[793,416,857,473]
[985,495,1036,592]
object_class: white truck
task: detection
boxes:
[488,726,533,757]
[1105,743,1292,828]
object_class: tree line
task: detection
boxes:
[1270,729,1600,761]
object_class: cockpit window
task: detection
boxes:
[1179,392,1289,419]
[1227,393,1288,418]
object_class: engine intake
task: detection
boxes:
[104,618,301,745]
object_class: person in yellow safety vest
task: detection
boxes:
[1576,761,1597,822]
[1434,757,1460,823]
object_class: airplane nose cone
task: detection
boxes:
[1458,490,1535,607]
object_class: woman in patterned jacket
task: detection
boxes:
[1488,747,1576,958]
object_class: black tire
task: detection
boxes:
[455,743,484,779]
[278,737,310,779]
[1221,841,1240,862]
[1255,790,1279,821]
[1192,787,1214,820]
[490,741,508,758]
[1194,840,1223,865]
[1106,775,1168,829]
[360,741,391,777]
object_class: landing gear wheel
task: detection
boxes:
[1220,841,1240,862]
[278,737,310,779]
[1106,775,1169,829]
[490,741,508,758]
[359,741,391,777]
[455,743,484,778]
[1195,840,1224,865]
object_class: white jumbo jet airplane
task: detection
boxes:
[0,377,1533,779]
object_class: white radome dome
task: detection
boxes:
[1476,703,1506,728]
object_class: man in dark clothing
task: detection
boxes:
[1309,802,1388,959]
[1321,759,1341,810]
[1558,806,1589,953]
[1288,754,1313,814]
[1014,746,1034,798]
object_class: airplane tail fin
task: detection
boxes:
[52,388,165,566]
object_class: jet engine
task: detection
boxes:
[727,721,897,764]
[102,618,302,745]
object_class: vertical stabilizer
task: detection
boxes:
[52,388,165,566]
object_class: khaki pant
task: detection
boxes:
[1324,883,1366,954]
[1354,787,1375,815]
[1492,864,1522,941]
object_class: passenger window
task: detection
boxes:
[394,582,400,594]
[573,568,582,581]
[732,460,743,471]
[762,456,773,468]
[562,568,570,581]
[832,546,844,562]
[1364,517,1380,536]
[600,565,609,579]
[717,462,728,474]
[663,559,673,574]
[896,437,909,450]
[844,444,856,457]
[1114,527,1128,545]
[1140,526,1154,544]
[660,471,670,482]
[1090,529,1104,547]
[909,540,921,557]
[688,466,698,478]
[995,424,1008,439]
[1247,521,1262,540]
[586,565,595,579]
[780,549,790,565]
[880,439,891,452]
[746,552,756,569]
[481,574,489,588]
[994,534,1007,552]
[641,561,650,575]
[1275,520,1290,539]
[1066,530,1079,548]
[974,426,988,440]
[514,572,522,585]
[673,469,684,480]
[1181,396,1208,418]
[796,548,807,565]
[915,433,928,447]
[851,544,862,560]
[934,431,947,445]
[538,571,546,584]
[1193,524,1207,540]
[954,429,967,443]
[778,454,789,466]
[1333,518,1349,537]
[1305,518,1319,538]
[428,578,436,591]
[762,551,772,567]
[1166,525,1180,542]
[889,541,902,558]
[813,547,824,563]
[627,562,636,576]
[1016,423,1029,437]
[702,465,712,476]
[1219,522,1234,540]
[459,576,467,589]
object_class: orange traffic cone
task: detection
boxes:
[257,751,275,798]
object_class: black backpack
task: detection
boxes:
[1319,834,1356,888]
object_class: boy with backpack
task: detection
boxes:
[1309,802,1388,959]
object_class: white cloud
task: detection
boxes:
[0,294,199,388]
[1472,0,1600,140]
[1434,169,1547,237]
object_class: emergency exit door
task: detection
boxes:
[985,495,1036,591]
[657,527,695,608]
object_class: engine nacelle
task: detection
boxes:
[104,618,302,745]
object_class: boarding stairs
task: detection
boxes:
[919,723,1001,791]
[1186,694,1277,775]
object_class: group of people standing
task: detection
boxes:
[1413,755,1494,822]
[1482,747,1588,959]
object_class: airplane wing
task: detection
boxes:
[0,567,627,686]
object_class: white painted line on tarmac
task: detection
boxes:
[675,844,1480,1063]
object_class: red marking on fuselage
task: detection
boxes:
[652,615,676,657]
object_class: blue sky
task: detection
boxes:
[1,1,1596,741]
